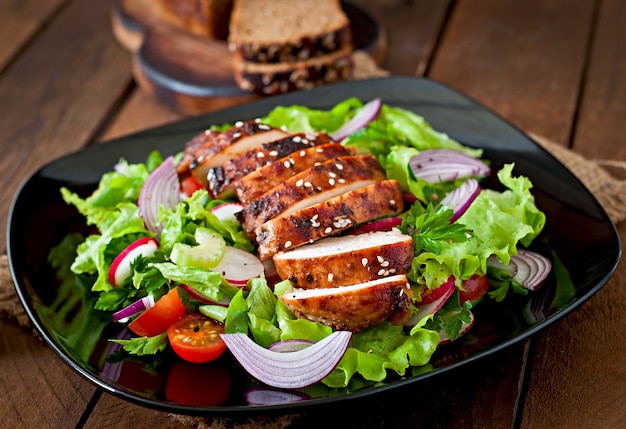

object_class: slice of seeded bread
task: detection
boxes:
[228,0,352,64]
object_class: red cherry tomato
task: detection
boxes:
[167,313,227,364]
[180,176,203,197]
[459,274,490,305]
[128,288,186,337]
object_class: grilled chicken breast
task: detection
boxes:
[207,131,334,199]
[176,120,289,187]
[238,154,386,239]
[233,143,355,204]
[272,228,413,289]
[280,274,412,332]
[255,179,404,260]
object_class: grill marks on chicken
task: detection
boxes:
[233,143,355,204]
[238,154,386,239]
[272,229,413,289]
[280,274,412,332]
[207,131,334,199]
[255,179,404,260]
[177,120,289,187]
[176,119,415,333]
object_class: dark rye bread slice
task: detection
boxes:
[255,179,405,260]
[272,229,413,289]
[233,143,356,204]
[232,46,353,95]
[228,0,352,64]
[206,131,333,199]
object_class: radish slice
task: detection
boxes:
[487,250,552,291]
[405,280,456,328]
[348,217,403,235]
[438,178,481,223]
[220,331,351,389]
[112,295,155,322]
[263,259,282,287]
[245,387,310,406]
[409,149,490,183]
[138,156,181,234]
[211,202,243,223]
[181,284,232,306]
[212,246,264,285]
[108,237,158,287]
[330,98,382,141]
[267,339,315,353]
[438,311,474,345]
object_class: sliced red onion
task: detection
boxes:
[409,149,490,183]
[348,217,402,235]
[438,178,481,223]
[220,331,351,389]
[138,156,181,234]
[112,295,155,323]
[487,250,552,291]
[267,339,315,353]
[438,311,474,345]
[212,246,264,285]
[330,98,382,141]
[245,386,310,406]
[404,280,455,328]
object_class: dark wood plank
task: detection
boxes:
[349,0,452,75]
[427,0,595,145]
[572,0,626,161]
[0,322,95,428]
[0,0,132,252]
[0,0,66,70]
[520,224,626,428]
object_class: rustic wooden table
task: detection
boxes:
[1,0,625,428]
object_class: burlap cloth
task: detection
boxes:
[2,53,626,428]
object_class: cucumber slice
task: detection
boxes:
[170,227,226,268]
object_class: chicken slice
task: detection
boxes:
[233,143,355,204]
[280,274,412,332]
[176,120,289,187]
[206,131,333,199]
[273,228,413,289]
[239,154,386,239]
[255,179,404,260]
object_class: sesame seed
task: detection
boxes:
[257,152,265,158]
[235,121,244,127]
[258,124,270,130]
[296,179,304,187]
[204,129,212,135]
[389,199,396,206]
[269,150,278,157]
[293,136,302,143]
[314,162,321,166]
[301,139,309,144]
[328,273,334,282]
[381,261,390,267]
[361,258,368,266]
[335,163,344,170]
[254,118,262,123]
[233,132,242,139]
[299,150,306,156]
[304,181,312,187]
[328,172,337,178]
[284,160,291,168]
[377,256,384,263]
[316,148,324,153]
[338,178,346,183]
[328,178,335,186]
[284,240,292,248]
[377,269,386,276]
[324,227,333,233]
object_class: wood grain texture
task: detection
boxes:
[427,0,594,146]
[0,0,66,70]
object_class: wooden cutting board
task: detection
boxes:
[111,0,386,116]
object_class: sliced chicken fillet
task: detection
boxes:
[255,179,404,260]
[280,274,412,332]
[233,143,355,204]
[273,228,413,289]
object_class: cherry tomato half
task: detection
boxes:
[167,313,227,364]
[128,288,186,337]
[180,176,203,197]
[459,274,490,305]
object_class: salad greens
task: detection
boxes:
[59,97,547,389]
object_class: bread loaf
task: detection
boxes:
[154,0,233,39]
